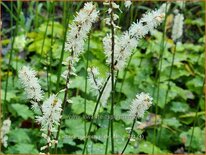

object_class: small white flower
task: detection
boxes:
[103,3,169,71]
[19,66,43,104]
[104,2,121,27]
[88,67,104,94]
[1,118,11,147]
[124,0,132,9]
[112,2,119,9]
[36,94,62,133]
[65,2,99,64]
[172,13,184,42]
[129,92,153,119]
[100,76,112,107]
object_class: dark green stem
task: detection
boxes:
[56,2,70,92]
[84,35,90,138]
[3,1,21,119]
[152,4,169,153]
[109,1,115,153]
[82,75,111,154]
[156,44,176,143]
[121,116,136,154]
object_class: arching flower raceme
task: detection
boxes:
[64,2,99,65]
[103,3,169,70]
[0,118,11,147]
[172,12,184,42]
[36,94,62,133]
[129,92,153,119]
[36,94,62,151]
[19,66,43,110]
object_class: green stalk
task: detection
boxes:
[47,1,55,96]
[156,44,176,143]
[188,100,201,153]
[152,3,169,153]
[3,1,21,119]
[117,54,133,104]
[56,1,71,92]
[54,49,74,153]
[109,1,115,153]
[188,46,205,153]
[35,1,39,29]
[84,34,90,138]
[121,116,136,154]
[38,2,51,64]
[0,2,18,22]
[82,75,111,154]
[105,116,111,154]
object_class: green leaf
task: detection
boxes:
[10,103,34,119]
[137,141,168,154]
[9,128,31,143]
[39,21,64,38]
[163,117,181,128]
[6,143,38,154]
[71,96,96,115]
[180,127,205,152]
[65,118,96,139]
[69,76,91,93]
[170,101,190,113]
[186,76,204,95]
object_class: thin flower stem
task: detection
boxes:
[47,1,55,96]
[105,117,111,154]
[109,1,115,153]
[188,103,200,153]
[152,4,169,153]
[56,2,71,92]
[82,75,111,154]
[117,53,133,103]
[84,34,90,137]
[46,127,51,154]
[121,116,137,154]
[38,2,51,64]
[3,1,21,119]
[156,44,176,143]
[188,39,205,152]
[54,50,73,153]
[35,1,39,29]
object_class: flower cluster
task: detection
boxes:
[0,118,11,147]
[36,94,62,151]
[124,0,132,9]
[172,12,184,42]
[103,3,169,70]
[130,92,153,119]
[100,76,112,107]
[64,2,99,65]
[88,67,111,107]
[19,66,62,153]
[19,66,43,110]
[103,1,121,29]
[88,67,104,94]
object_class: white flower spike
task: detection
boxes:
[1,118,11,147]
[65,2,99,64]
[19,66,43,111]
[130,92,153,119]
[172,12,184,42]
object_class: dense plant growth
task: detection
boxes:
[1,1,205,154]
